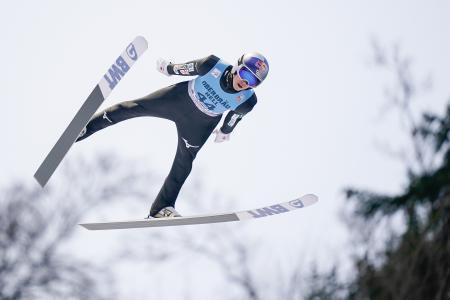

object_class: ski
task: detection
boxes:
[34,36,148,187]
[79,194,318,230]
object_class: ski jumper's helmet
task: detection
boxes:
[234,52,269,87]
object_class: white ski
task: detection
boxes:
[80,194,318,230]
[34,36,148,187]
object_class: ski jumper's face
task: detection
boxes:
[232,72,251,91]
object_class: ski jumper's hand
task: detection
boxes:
[213,129,230,143]
[156,58,171,76]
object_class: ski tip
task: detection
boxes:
[134,36,148,49]
[300,194,319,206]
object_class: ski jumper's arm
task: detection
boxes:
[220,94,257,134]
[167,55,220,76]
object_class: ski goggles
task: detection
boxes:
[237,65,261,87]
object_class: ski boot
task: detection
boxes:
[147,206,181,219]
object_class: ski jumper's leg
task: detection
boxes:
[149,123,216,215]
[149,87,221,216]
[74,79,221,215]
[76,84,180,142]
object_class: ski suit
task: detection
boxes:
[76,55,258,216]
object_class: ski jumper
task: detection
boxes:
[76,55,258,216]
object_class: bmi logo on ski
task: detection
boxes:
[104,42,138,90]
[247,204,289,218]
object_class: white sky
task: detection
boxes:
[2,0,449,298]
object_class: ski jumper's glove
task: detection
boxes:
[156,58,171,76]
[213,129,230,143]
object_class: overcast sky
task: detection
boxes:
[2,0,449,298]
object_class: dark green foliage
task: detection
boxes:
[344,104,450,300]
[304,266,346,300]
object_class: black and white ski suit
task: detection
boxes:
[76,55,257,216]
